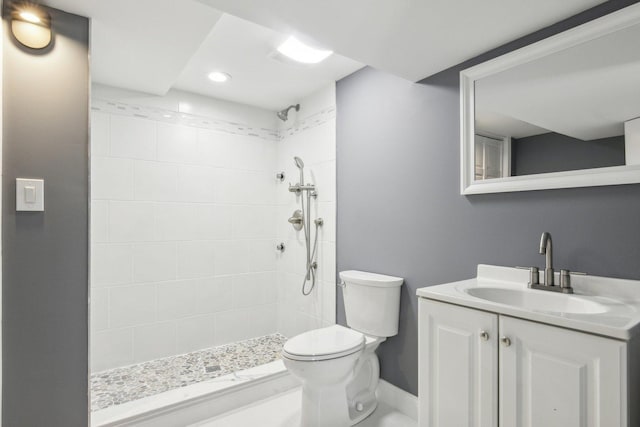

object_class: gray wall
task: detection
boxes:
[512,132,624,176]
[3,6,89,426]
[336,0,640,396]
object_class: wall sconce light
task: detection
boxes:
[10,2,52,49]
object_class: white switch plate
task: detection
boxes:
[16,178,44,211]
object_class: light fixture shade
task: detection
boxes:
[277,36,333,64]
[10,4,52,49]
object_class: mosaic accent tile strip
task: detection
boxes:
[92,99,280,141]
[279,106,336,139]
[91,98,335,142]
[90,333,287,412]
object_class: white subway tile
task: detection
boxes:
[214,241,249,276]
[110,115,157,160]
[248,240,277,272]
[133,322,176,363]
[90,287,109,332]
[195,277,233,314]
[91,157,134,200]
[317,202,336,243]
[91,111,110,157]
[177,165,217,202]
[109,201,155,242]
[157,122,198,164]
[194,204,233,240]
[134,160,179,201]
[91,200,109,243]
[154,203,196,241]
[231,137,276,172]
[91,328,134,372]
[313,161,336,203]
[133,242,177,283]
[249,304,278,337]
[232,274,259,309]
[321,281,336,324]
[91,91,338,366]
[177,241,216,279]
[233,272,277,308]
[91,244,133,287]
[320,241,336,284]
[109,284,156,328]
[197,129,234,168]
[214,309,252,345]
[156,280,197,320]
[175,315,215,354]
[261,272,279,305]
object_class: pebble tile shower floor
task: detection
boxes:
[91,334,287,411]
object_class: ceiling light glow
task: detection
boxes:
[277,36,333,64]
[19,11,41,23]
[208,71,231,83]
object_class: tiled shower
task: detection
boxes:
[89,84,336,412]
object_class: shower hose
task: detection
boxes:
[300,189,320,296]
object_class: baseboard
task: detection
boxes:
[376,379,418,421]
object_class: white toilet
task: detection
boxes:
[282,270,404,427]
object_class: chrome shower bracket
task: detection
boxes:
[276,172,285,182]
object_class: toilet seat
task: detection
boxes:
[282,325,365,362]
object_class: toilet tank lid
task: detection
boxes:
[339,270,403,288]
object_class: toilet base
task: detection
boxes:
[300,382,353,427]
[283,329,387,427]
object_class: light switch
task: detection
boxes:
[24,185,36,203]
[16,178,44,211]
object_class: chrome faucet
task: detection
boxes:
[539,231,554,286]
[519,231,576,294]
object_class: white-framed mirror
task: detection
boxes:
[461,3,640,195]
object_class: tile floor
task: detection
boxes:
[189,388,417,427]
[91,333,287,411]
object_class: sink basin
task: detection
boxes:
[465,287,608,314]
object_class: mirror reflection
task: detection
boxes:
[474,22,640,181]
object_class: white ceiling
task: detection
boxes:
[43,0,363,110]
[172,14,362,110]
[196,0,607,82]
[476,22,640,141]
[43,0,613,110]
[43,0,223,95]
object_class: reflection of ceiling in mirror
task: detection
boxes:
[475,23,640,141]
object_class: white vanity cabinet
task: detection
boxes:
[419,298,628,427]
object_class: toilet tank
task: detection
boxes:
[339,270,404,337]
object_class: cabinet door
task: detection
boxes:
[499,316,627,427]
[419,299,498,427]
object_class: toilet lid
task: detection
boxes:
[282,325,365,361]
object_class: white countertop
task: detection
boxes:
[416,264,640,340]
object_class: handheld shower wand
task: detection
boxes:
[287,156,323,295]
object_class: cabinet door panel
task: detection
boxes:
[419,299,498,427]
[499,316,627,427]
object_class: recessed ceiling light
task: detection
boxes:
[208,71,231,83]
[277,36,333,64]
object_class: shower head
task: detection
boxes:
[277,104,300,121]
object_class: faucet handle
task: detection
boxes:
[516,266,539,286]
[559,269,571,289]
[559,269,587,289]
